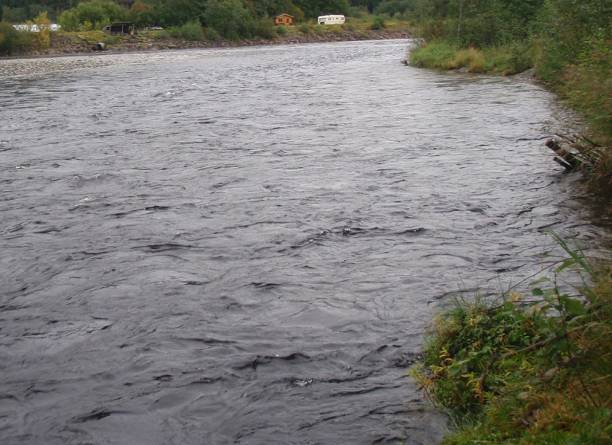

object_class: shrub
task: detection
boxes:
[204,27,221,41]
[252,18,276,40]
[413,236,612,444]
[297,23,311,34]
[29,11,51,50]
[370,16,386,30]
[550,36,611,138]
[275,25,288,36]
[0,21,35,55]
[58,10,80,32]
[167,20,204,41]
[203,0,255,41]
[58,0,126,31]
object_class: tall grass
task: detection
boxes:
[412,236,612,444]
[410,41,532,75]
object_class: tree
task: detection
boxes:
[203,0,254,39]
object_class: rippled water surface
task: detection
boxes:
[0,40,609,444]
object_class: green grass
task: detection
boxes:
[412,236,612,444]
[410,40,533,75]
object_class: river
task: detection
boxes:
[0,40,608,445]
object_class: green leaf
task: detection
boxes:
[555,258,576,273]
[559,295,586,317]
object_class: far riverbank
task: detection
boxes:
[1,28,410,59]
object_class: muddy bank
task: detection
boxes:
[5,29,411,59]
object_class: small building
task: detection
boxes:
[274,14,294,26]
[103,22,135,35]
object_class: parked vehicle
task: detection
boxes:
[11,23,61,32]
[317,15,345,25]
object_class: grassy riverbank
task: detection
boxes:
[410,41,532,75]
[412,237,612,444]
[410,42,611,196]
[0,17,411,58]
[407,0,610,198]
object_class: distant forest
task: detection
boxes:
[1,0,401,24]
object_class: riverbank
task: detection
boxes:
[408,40,611,199]
[0,27,411,59]
[412,237,612,444]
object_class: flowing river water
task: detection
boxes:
[0,40,609,445]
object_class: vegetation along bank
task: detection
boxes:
[406,0,611,198]
[412,236,611,444]
[0,0,412,57]
[403,1,611,443]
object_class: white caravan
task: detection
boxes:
[317,15,346,25]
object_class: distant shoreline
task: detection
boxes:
[1,29,411,60]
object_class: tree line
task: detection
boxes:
[0,0,409,25]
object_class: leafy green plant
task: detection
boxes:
[412,234,612,444]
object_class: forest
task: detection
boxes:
[1,0,394,24]
[0,1,405,54]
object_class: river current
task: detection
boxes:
[0,40,609,444]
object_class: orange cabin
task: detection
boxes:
[274,14,294,26]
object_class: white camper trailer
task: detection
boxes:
[317,15,346,25]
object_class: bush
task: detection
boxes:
[375,0,416,17]
[559,37,612,138]
[275,25,288,36]
[252,18,276,40]
[167,20,204,41]
[29,11,52,50]
[0,21,35,56]
[204,27,221,41]
[58,0,126,31]
[297,23,311,34]
[413,236,612,444]
[370,16,386,30]
[0,14,50,56]
[203,0,255,41]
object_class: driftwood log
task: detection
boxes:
[545,135,604,172]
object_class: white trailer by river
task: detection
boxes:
[317,15,345,25]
